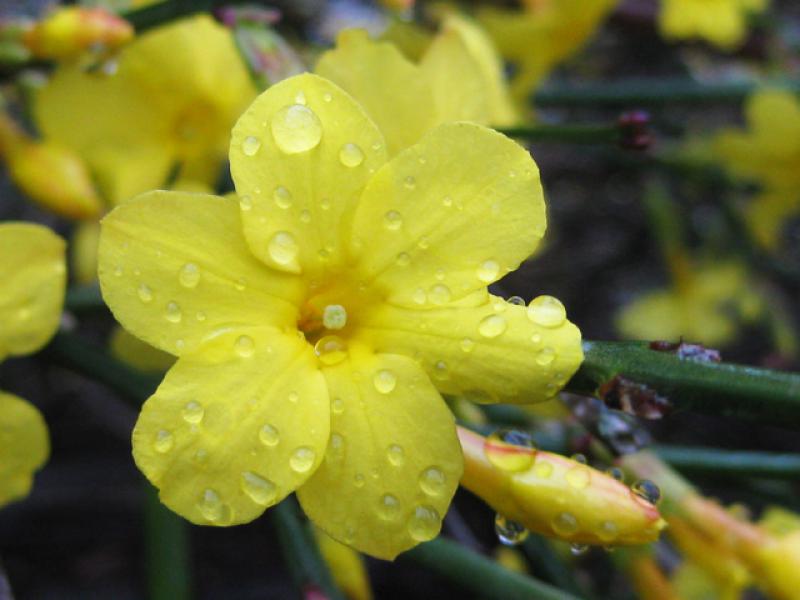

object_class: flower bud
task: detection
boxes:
[458,427,666,546]
[313,528,372,600]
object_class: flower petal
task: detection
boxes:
[229,73,387,277]
[0,391,49,507]
[315,29,438,156]
[297,345,462,560]
[350,122,545,307]
[357,296,582,404]
[98,190,303,357]
[133,329,329,526]
[0,223,65,361]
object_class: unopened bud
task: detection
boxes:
[313,528,372,600]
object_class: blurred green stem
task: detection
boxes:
[64,283,105,313]
[498,123,620,144]
[123,0,247,32]
[403,537,582,600]
[144,485,191,600]
[535,78,800,107]
[653,446,800,480]
[567,341,800,428]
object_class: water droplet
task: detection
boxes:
[531,333,542,345]
[322,304,347,330]
[495,514,529,546]
[299,209,311,223]
[178,263,200,288]
[241,472,277,505]
[417,236,430,250]
[412,288,427,305]
[182,401,204,424]
[198,489,225,522]
[460,337,475,353]
[196,311,207,322]
[565,465,591,489]
[322,92,333,102]
[154,430,173,453]
[606,467,624,482]
[387,444,405,466]
[570,543,589,556]
[378,494,401,521]
[288,391,299,403]
[403,176,416,190]
[432,360,449,380]
[235,335,255,358]
[396,252,411,267]
[259,423,279,447]
[271,104,322,154]
[273,186,292,209]
[268,231,299,266]
[294,91,307,105]
[373,369,397,394]
[408,505,440,542]
[572,453,588,465]
[428,284,451,305]
[598,520,618,542]
[332,397,344,414]
[289,447,316,473]
[354,473,365,488]
[339,142,364,167]
[113,265,123,277]
[631,479,661,505]
[165,301,182,323]
[314,335,347,366]
[327,433,345,460]
[442,196,453,207]
[536,347,556,366]
[552,512,579,536]
[527,295,567,328]
[477,260,500,282]
[533,460,553,478]
[478,314,507,338]
[239,195,252,210]
[419,467,446,496]
[137,283,153,303]
[484,429,536,472]
[508,296,526,306]
[242,135,261,156]
[384,210,403,231]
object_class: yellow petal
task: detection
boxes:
[314,528,374,600]
[358,295,582,404]
[297,345,462,560]
[133,329,329,526]
[98,190,303,357]
[110,325,176,373]
[351,122,545,307]
[71,221,101,284]
[0,223,66,361]
[316,29,438,156]
[90,142,174,206]
[0,391,49,507]
[229,73,387,277]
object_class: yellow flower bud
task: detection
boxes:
[22,7,133,61]
[458,427,666,546]
[313,528,372,600]
[626,553,681,600]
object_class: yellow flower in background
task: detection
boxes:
[314,528,373,600]
[476,0,619,106]
[615,261,762,346]
[745,189,800,250]
[98,73,582,559]
[34,15,256,206]
[658,0,768,50]
[316,14,516,157]
[0,222,66,507]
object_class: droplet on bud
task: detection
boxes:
[495,514,529,546]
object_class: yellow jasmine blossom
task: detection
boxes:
[615,261,762,346]
[314,528,373,600]
[98,73,582,559]
[34,15,256,206]
[477,0,619,105]
[0,222,66,507]
[658,0,768,50]
[316,14,516,157]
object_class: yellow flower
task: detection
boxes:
[97,73,583,559]
[615,261,762,346]
[316,15,516,157]
[314,528,373,600]
[658,0,768,50]
[476,0,619,105]
[34,15,256,206]
[0,222,66,507]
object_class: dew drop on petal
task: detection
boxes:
[508,296,526,306]
[373,369,397,394]
[408,505,440,542]
[235,335,255,358]
[395,252,411,267]
[387,444,405,466]
[527,295,567,328]
[165,301,182,323]
[339,143,365,167]
[353,473,365,488]
[484,429,535,472]
[536,347,556,366]
[273,186,292,209]
[378,494,401,521]
[259,424,280,447]
[239,195,252,211]
[178,263,200,288]
[242,135,261,156]
[314,335,347,366]
[154,430,173,453]
[182,401,204,424]
[270,104,322,154]
[552,512,579,536]
[419,467,446,496]
[383,210,403,231]
[570,543,589,557]
[565,465,591,489]
[241,471,277,506]
[478,314,507,338]
[332,397,344,415]
[289,447,316,473]
[495,514,529,546]
[533,460,553,478]
[322,304,347,330]
[268,231,299,266]
[477,260,500,283]
[460,337,475,353]
[137,283,153,303]
[428,284,451,305]
[198,489,223,522]
[598,520,619,542]
[606,467,624,482]
[412,288,427,305]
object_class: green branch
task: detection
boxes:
[567,341,800,428]
[144,485,191,600]
[654,446,800,480]
[534,78,800,107]
[123,0,247,32]
[64,283,106,313]
[497,123,620,144]
[402,537,583,600]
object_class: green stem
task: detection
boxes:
[403,537,583,600]
[497,123,620,144]
[64,283,106,313]
[122,0,245,32]
[271,497,345,600]
[522,535,591,599]
[654,445,800,480]
[534,78,800,107]
[144,485,191,600]
[566,341,800,428]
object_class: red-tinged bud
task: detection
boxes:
[458,427,666,547]
[22,7,133,61]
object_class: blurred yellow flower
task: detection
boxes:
[0,222,66,507]
[314,528,373,600]
[316,15,516,157]
[477,0,619,106]
[34,15,256,206]
[616,261,762,346]
[658,0,768,50]
[98,73,582,559]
